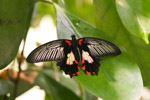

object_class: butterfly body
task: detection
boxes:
[27,35,121,77]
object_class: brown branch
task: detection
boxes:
[13,50,24,100]
[3,95,8,100]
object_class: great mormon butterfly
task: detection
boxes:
[27,35,121,77]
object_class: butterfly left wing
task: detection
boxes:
[78,37,121,75]
[27,39,80,78]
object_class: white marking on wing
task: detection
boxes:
[82,50,93,63]
[66,51,75,65]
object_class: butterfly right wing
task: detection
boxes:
[27,40,66,63]
[78,37,121,75]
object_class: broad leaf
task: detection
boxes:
[0,79,13,95]
[31,1,56,27]
[0,0,35,69]
[34,69,80,100]
[94,0,150,88]
[53,3,143,100]
[45,93,53,100]
[40,68,79,93]
[57,0,96,25]
[115,0,150,44]
[0,79,33,99]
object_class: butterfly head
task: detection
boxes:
[71,35,78,47]
[71,35,76,39]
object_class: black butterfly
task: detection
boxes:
[27,35,121,77]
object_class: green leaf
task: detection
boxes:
[40,68,80,93]
[77,54,142,100]
[53,3,143,100]
[45,93,53,100]
[31,1,56,27]
[57,0,95,25]
[115,0,150,44]
[34,69,80,100]
[83,88,98,100]
[94,0,150,88]
[0,79,33,99]
[0,0,35,69]
[0,79,13,95]
[15,81,34,97]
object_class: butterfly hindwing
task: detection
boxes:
[78,37,121,75]
[56,40,80,77]
[81,50,100,75]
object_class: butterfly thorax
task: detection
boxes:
[71,35,78,47]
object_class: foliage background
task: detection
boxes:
[0,0,150,100]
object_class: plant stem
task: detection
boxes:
[13,51,24,100]
[3,95,8,100]
[77,79,84,100]
[13,39,26,100]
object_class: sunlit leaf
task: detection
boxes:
[31,1,56,27]
[57,0,95,25]
[53,3,143,100]
[94,0,150,88]
[115,0,150,44]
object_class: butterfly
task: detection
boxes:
[27,35,121,77]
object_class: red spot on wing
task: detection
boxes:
[72,73,76,76]
[93,72,95,74]
[78,39,84,45]
[77,66,80,69]
[86,71,91,75]
[77,71,80,75]
[75,59,79,65]
[82,66,85,70]
[81,58,85,64]
[65,40,71,46]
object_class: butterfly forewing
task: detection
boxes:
[81,37,121,57]
[27,40,66,63]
